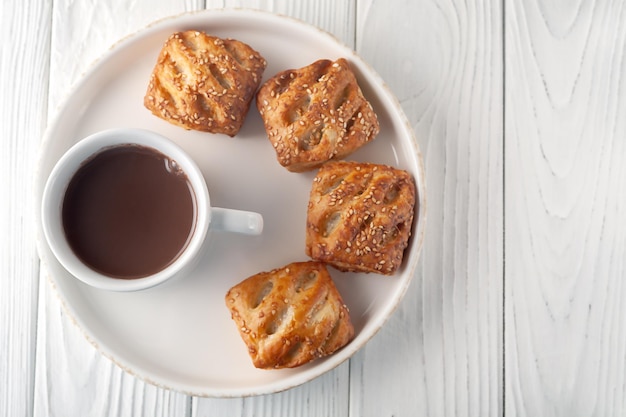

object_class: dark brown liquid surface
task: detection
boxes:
[62,145,196,279]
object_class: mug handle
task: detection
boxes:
[211,207,263,235]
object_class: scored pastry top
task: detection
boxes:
[306,161,416,275]
[256,58,380,172]
[144,30,266,136]
[225,261,354,369]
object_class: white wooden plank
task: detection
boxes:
[46,0,203,118]
[34,280,191,416]
[192,363,351,417]
[207,0,356,47]
[0,1,51,416]
[351,0,503,416]
[34,1,203,416]
[505,0,626,415]
[192,1,356,416]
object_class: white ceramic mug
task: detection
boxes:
[41,128,263,291]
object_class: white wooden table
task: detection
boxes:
[3,0,626,415]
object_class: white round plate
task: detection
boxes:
[35,9,426,397]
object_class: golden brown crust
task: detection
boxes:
[225,261,354,369]
[144,30,266,136]
[256,58,380,172]
[305,161,416,275]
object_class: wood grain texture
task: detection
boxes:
[192,364,350,417]
[0,1,51,416]
[34,1,203,416]
[34,280,190,417]
[46,0,203,117]
[352,0,503,416]
[505,0,626,415]
[211,0,356,46]
[14,0,626,415]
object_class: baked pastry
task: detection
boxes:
[306,161,416,275]
[144,30,266,136]
[256,58,380,172]
[225,261,354,369]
